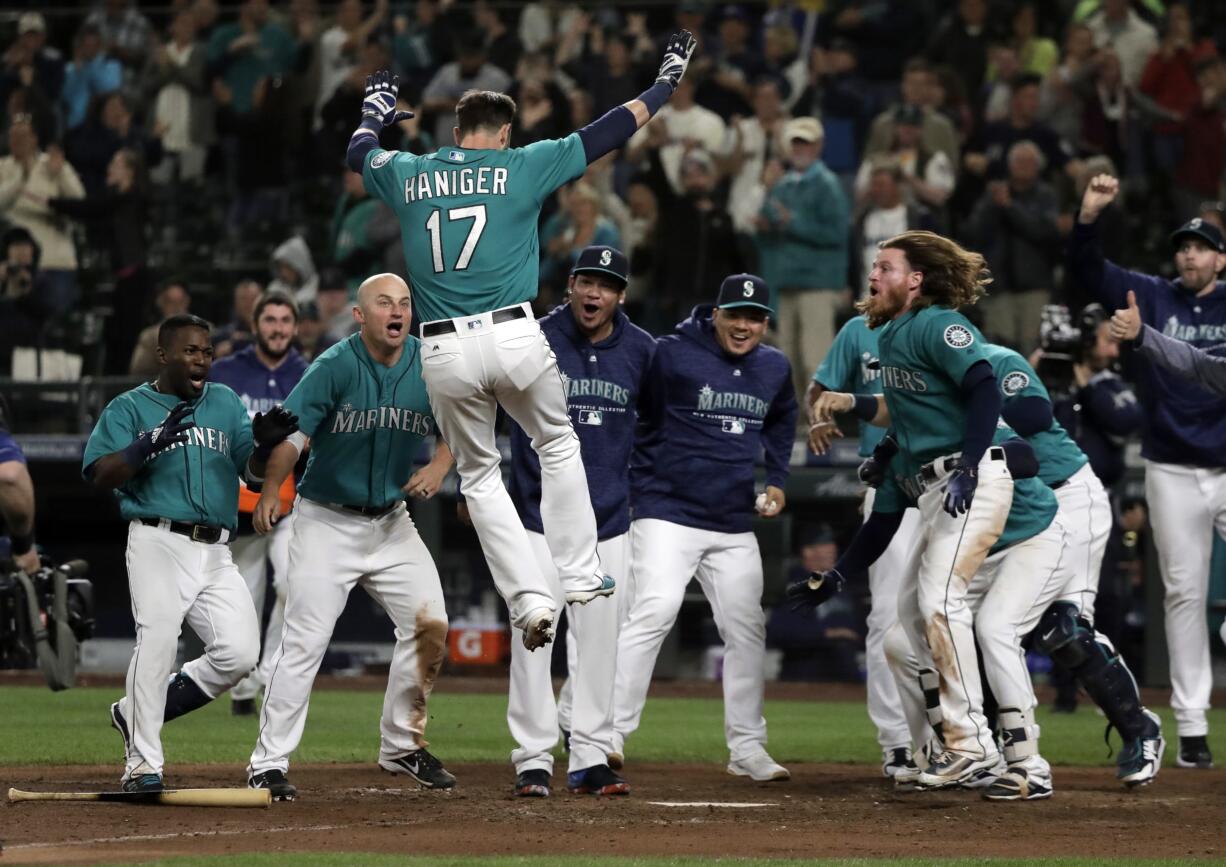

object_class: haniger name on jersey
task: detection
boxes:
[403,167,510,203]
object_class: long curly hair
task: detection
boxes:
[881,231,992,311]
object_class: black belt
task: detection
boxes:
[337,501,403,518]
[1049,479,1068,490]
[421,304,527,337]
[919,446,1005,484]
[140,517,226,544]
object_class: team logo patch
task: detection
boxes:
[722,419,746,434]
[371,151,394,169]
[447,150,465,162]
[743,280,755,297]
[599,249,612,266]
[943,324,974,349]
[1001,371,1030,396]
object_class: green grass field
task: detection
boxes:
[2,684,1224,768]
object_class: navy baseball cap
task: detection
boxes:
[1171,217,1225,253]
[716,273,773,314]
[571,245,629,286]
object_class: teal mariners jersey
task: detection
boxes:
[82,383,254,530]
[876,305,991,481]
[813,315,885,456]
[285,333,435,509]
[983,344,1089,487]
[362,135,588,325]
[872,423,1058,555]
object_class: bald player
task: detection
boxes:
[247,275,456,800]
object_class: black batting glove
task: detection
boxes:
[655,30,697,91]
[857,433,899,488]
[362,70,415,127]
[123,401,194,468]
[786,568,845,614]
[252,406,299,454]
[942,461,978,517]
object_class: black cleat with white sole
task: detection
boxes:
[380,748,456,789]
[249,769,298,801]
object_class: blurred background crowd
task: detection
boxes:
[1,0,1224,689]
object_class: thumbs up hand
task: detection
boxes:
[1109,290,1142,342]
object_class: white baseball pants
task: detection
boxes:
[118,520,259,778]
[1145,460,1226,737]
[230,517,292,702]
[1053,463,1113,620]
[507,532,626,775]
[863,487,921,752]
[249,498,448,775]
[420,304,603,627]
[613,518,769,762]
[915,452,1013,760]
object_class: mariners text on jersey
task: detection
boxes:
[696,385,770,417]
[403,166,510,203]
[563,374,631,406]
[156,426,232,459]
[880,366,928,392]
[329,404,434,436]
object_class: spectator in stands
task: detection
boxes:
[213,277,263,358]
[295,302,325,360]
[84,0,153,73]
[856,104,955,219]
[725,76,790,235]
[761,24,806,113]
[1173,58,1226,222]
[46,148,151,373]
[144,8,212,184]
[66,91,164,198]
[968,140,1061,353]
[981,41,1023,123]
[473,0,522,77]
[693,5,765,120]
[508,72,570,146]
[1079,50,1128,170]
[207,0,297,116]
[926,0,994,101]
[1085,0,1158,87]
[421,32,511,146]
[129,280,191,376]
[622,177,658,313]
[818,0,925,117]
[392,0,452,96]
[1,13,65,108]
[331,170,399,292]
[864,59,959,169]
[215,75,291,233]
[1040,21,1098,147]
[0,117,86,315]
[267,236,319,306]
[518,1,586,56]
[1010,2,1059,77]
[581,31,651,118]
[315,0,388,126]
[61,24,123,131]
[755,116,849,397]
[540,182,622,291]
[850,160,937,296]
[314,267,359,352]
[965,72,1078,183]
[626,76,726,196]
[0,227,48,375]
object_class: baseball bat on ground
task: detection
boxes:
[7,787,272,807]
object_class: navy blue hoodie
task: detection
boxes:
[509,303,656,540]
[209,344,309,415]
[631,306,797,533]
[1069,221,1226,467]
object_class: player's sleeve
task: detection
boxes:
[283,359,337,438]
[1068,220,1166,316]
[994,352,1054,436]
[871,471,913,514]
[0,430,26,466]
[813,319,858,390]
[918,310,991,384]
[227,390,255,473]
[82,397,138,479]
[361,149,414,207]
[1135,323,1226,397]
[762,359,799,490]
[520,134,587,201]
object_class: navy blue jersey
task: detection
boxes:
[1070,222,1226,467]
[631,306,797,533]
[208,346,309,418]
[508,305,656,540]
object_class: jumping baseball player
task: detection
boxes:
[506,245,655,798]
[343,32,696,649]
[613,274,797,782]
[801,230,1013,788]
[1073,175,1226,768]
[809,314,919,778]
[84,313,298,793]
[246,274,455,801]
[208,291,308,716]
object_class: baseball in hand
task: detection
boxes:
[756,492,779,516]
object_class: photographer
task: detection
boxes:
[0,399,37,576]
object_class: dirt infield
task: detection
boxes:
[3,762,1224,864]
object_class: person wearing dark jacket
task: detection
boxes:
[613,273,797,783]
[1072,173,1226,770]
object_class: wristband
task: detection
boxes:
[639,81,672,116]
[852,394,879,422]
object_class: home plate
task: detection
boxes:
[648,801,778,808]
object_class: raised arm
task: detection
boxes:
[1133,324,1226,397]
[346,70,415,174]
[1071,174,1167,312]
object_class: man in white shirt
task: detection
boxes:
[1086,0,1158,87]
[627,76,726,195]
[725,77,790,234]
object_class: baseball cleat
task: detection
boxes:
[727,752,790,782]
[915,749,1000,789]
[249,769,297,801]
[380,748,457,789]
[1118,709,1165,787]
[882,746,914,778]
[606,750,624,771]
[522,608,556,651]
[231,698,256,717]
[110,701,132,759]
[960,755,1007,790]
[514,768,551,797]
[982,755,1053,801]
[1176,735,1213,769]
[564,574,616,605]
[122,773,164,793]
[567,764,630,795]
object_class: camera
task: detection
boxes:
[0,557,94,690]
[1036,305,1080,396]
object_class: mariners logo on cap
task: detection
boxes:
[743,280,755,297]
[600,249,613,266]
[943,324,974,349]
[1001,371,1030,396]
